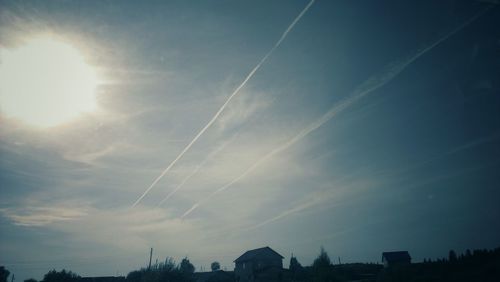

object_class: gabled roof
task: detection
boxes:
[234,246,284,262]
[381,251,411,262]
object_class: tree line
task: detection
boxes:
[2,246,499,282]
[377,247,500,282]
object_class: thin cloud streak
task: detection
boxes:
[156,134,237,207]
[379,133,500,178]
[180,6,489,218]
[248,135,500,231]
[131,0,316,207]
[247,199,319,230]
[1,206,90,227]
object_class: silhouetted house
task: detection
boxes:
[81,277,125,282]
[234,246,284,282]
[194,270,234,282]
[381,251,411,268]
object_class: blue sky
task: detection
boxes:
[1,0,499,281]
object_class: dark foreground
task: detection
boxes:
[2,247,499,282]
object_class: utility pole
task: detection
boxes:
[10,274,14,282]
[338,257,341,265]
[148,248,153,270]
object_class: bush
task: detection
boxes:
[41,270,79,282]
[126,257,194,282]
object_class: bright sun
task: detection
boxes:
[0,37,99,128]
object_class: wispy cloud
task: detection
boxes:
[179,6,489,219]
[235,135,500,234]
[246,195,323,231]
[1,205,90,226]
[215,89,274,132]
[131,0,316,207]
[156,133,238,207]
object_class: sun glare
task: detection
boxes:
[0,37,99,127]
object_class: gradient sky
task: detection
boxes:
[1,0,499,281]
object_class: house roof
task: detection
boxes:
[234,246,284,263]
[381,251,411,262]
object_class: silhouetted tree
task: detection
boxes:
[161,257,177,272]
[313,247,331,268]
[210,262,220,272]
[448,250,457,262]
[125,270,143,282]
[289,255,307,282]
[312,247,336,282]
[42,270,80,282]
[0,267,9,282]
[290,255,302,272]
[179,258,195,275]
[126,257,194,282]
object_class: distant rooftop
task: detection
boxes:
[234,246,284,263]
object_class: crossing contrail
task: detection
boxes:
[157,134,238,207]
[132,0,316,207]
[180,5,491,218]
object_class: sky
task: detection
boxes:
[1,0,499,281]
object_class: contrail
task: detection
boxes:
[132,0,316,207]
[248,198,320,230]
[248,136,500,230]
[157,134,237,207]
[379,133,500,178]
[234,135,499,231]
[180,6,491,218]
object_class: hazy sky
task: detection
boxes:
[1,0,499,281]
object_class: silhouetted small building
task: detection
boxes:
[234,246,284,282]
[381,251,411,268]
